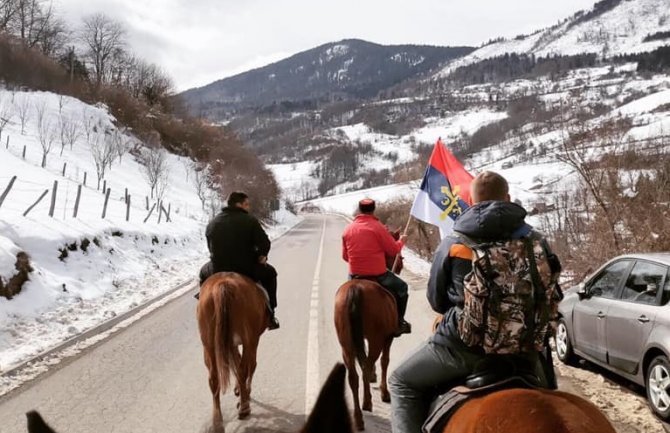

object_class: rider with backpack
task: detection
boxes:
[388,171,562,433]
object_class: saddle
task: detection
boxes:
[422,356,544,433]
[350,274,395,298]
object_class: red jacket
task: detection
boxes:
[342,214,404,276]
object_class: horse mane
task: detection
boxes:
[26,411,57,433]
[301,363,353,433]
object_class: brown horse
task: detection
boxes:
[440,387,617,433]
[334,278,397,431]
[197,272,269,429]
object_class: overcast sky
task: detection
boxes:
[53,0,597,92]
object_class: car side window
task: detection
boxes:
[621,261,667,305]
[663,271,670,306]
[588,260,630,299]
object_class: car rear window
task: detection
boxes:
[621,261,666,305]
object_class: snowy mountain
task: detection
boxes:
[179,39,473,117]
[436,0,670,78]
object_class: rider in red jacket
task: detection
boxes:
[342,199,412,336]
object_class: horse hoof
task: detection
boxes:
[381,392,391,403]
[362,402,372,412]
[238,402,251,420]
[356,421,365,431]
[370,373,378,383]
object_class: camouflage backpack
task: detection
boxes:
[455,233,562,354]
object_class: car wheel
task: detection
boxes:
[646,355,670,421]
[554,318,576,365]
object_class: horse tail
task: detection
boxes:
[213,280,236,393]
[347,284,367,369]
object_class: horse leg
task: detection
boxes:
[204,348,223,427]
[363,341,383,412]
[234,347,251,420]
[344,352,365,431]
[245,336,259,395]
[379,337,392,403]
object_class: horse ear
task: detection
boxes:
[26,411,58,433]
[301,363,353,433]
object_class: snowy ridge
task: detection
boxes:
[437,0,670,78]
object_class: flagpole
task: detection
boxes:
[392,214,412,274]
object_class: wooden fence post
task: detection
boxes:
[126,195,131,221]
[83,172,87,187]
[157,200,162,224]
[0,176,17,209]
[5,135,8,149]
[101,188,111,218]
[124,188,128,204]
[102,180,106,194]
[143,203,156,223]
[62,162,67,177]
[49,180,58,217]
[145,196,149,210]
[73,184,82,218]
[160,203,172,223]
[24,190,49,217]
[22,145,26,159]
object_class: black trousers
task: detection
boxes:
[199,261,278,310]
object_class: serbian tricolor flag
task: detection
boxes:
[410,138,474,238]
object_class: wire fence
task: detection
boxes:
[0,134,192,224]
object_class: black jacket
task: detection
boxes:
[205,207,271,277]
[428,201,553,348]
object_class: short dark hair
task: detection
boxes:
[358,198,376,214]
[471,171,509,203]
[227,191,249,208]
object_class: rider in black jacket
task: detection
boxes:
[198,192,280,330]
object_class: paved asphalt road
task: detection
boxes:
[0,214,436,433]
[2,214,660,433]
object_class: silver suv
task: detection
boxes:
[555,253,670,421]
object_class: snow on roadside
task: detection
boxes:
[0,89,302,375]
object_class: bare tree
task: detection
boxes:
[192,163,209,209]
[81,107,95,143]
[89,132,115,189]
[80,13,126,86]
[0,0,17,31]
[10,0,64,53]
[139,144,168,199]
[15,95,30,135]
[59,114,80,156]
[35,101,55,168]
[112,128,132,163]
[0,97,14,142]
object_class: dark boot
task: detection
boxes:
[394,320,412,337]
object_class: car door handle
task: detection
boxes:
[597,312,606,319]
[638,315,650,323]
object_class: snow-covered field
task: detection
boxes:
[0,89,301,372]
